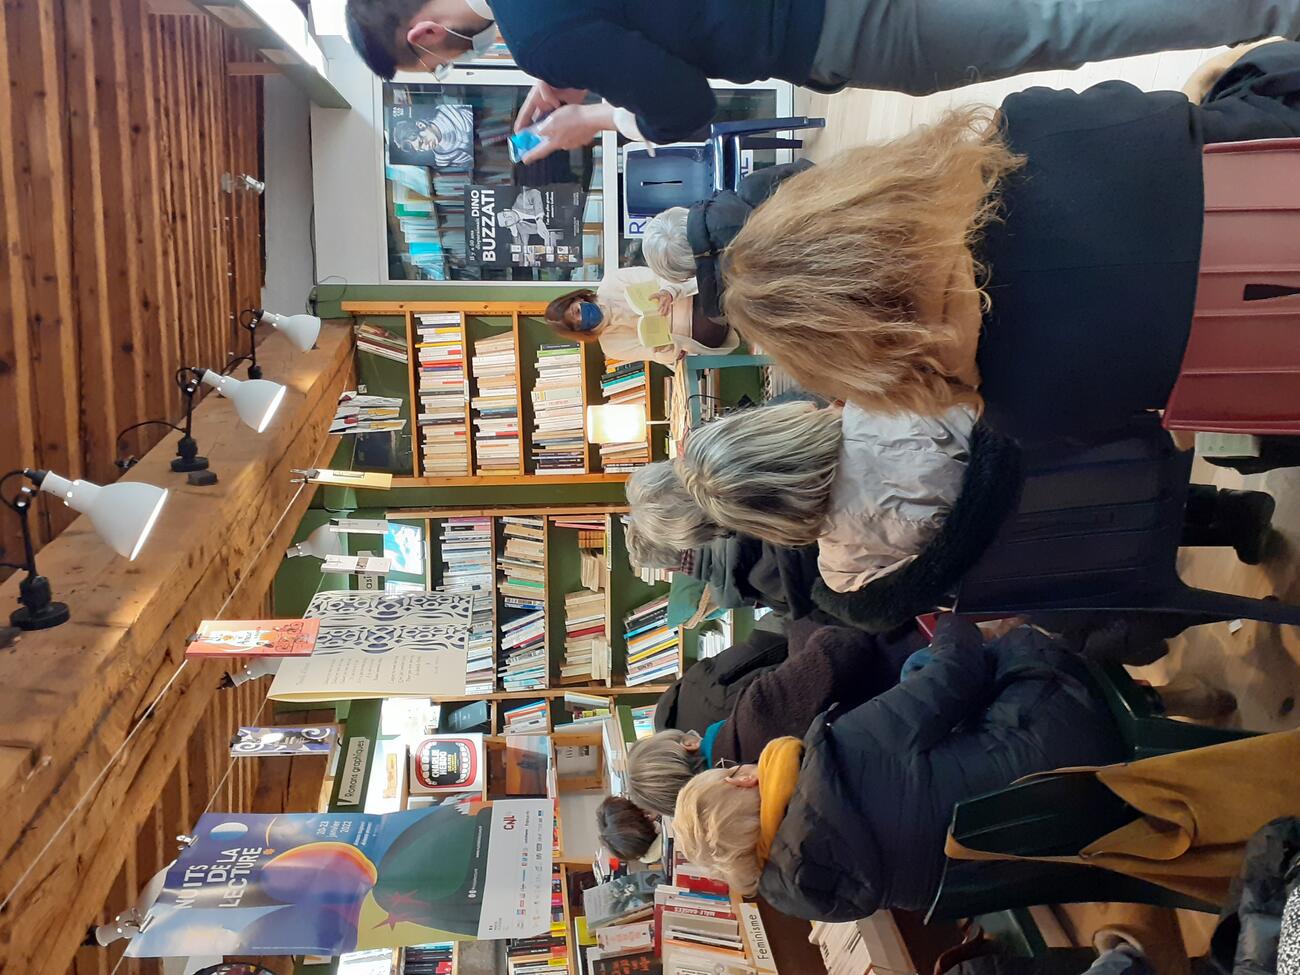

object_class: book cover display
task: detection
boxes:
[408,733,486,795]
[464,184,584,268]
[126,800,554,957]
[185,619,321,659]
[387,103,474,170]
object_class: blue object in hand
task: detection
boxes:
[509,125,549,163]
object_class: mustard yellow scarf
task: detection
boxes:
[756,736,805,868]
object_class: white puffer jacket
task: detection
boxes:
[817,402,976,593]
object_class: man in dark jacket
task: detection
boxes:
[756,617,1125,920]
[343,0,1300,156]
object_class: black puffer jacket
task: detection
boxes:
[1210,817,1300,975]
[652,628,787,734]
[688,160,814,321]
[758,617,1126,921]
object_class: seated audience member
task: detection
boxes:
[625,618,925,816]
[642,159,814,322]
[676,399,978,595]
[652,628,788,735]
[672,616,1126,920]
[595,795,663,862]
[717,40,1300,441]
[678,403,1280,618]
[544,265,737,367]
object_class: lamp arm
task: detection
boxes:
[238,307,262,379]
[114,419,186,468]
[0,472,41,579]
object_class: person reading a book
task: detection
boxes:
[543,266,738,368]
[343,0,1300,160]
[620,618,925,819]
[595,795,663,861]
[671,615,1125,920]
[710,40,1300,442]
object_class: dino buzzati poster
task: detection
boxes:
[127,799,552,956]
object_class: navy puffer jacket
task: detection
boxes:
[758,617,1126,920]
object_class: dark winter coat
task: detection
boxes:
[706,618,926,765]
[758,617,1126,920]
[691,533,826,620]
[1210,817,1300,975]
[652,628,788,734]
[975,42,1300,442]
[688,160,814,322]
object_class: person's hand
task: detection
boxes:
[514,81,588,133]
[521,104,614,164]
[650,290,674,317]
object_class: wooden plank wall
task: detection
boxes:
[0,0,264,567]
[0,2,277,972]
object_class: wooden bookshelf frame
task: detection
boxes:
[346,300,675,486]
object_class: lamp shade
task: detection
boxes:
[258,309,321,352]
[286,523,345,559]
[199,369,287,433]
[586,403,648,444]
[38,472,168,560]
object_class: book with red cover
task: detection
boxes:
[185,618,320,659]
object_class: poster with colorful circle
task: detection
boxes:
[125,801,552,957]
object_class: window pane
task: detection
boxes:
[384,82,605,282]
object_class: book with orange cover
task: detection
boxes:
[185,618,321,659]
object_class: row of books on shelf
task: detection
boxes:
[599,360,653,473]
[507,865,571,975]
[416,313,471,476]
[500,691,616,736]
[533,344,588,475]
[563,587,610,685]
[472,331,522,473]
[499,516,548,691]
[624,596,681,687]
[439,517,495,694]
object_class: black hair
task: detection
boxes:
[595,796,658,860]
[345,0,427,80]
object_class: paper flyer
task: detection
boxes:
[268,651,468,702]
[127,801,553,957]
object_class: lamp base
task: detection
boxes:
[11,600,70,631]
[171,454,209,473]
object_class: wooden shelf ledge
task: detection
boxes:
[0,324,354,975]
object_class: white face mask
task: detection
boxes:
[413,21,496,80]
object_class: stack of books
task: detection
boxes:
[531,345,587,475]
[415,313,469,476]
[439,517,494,694]
[507,867,570,975]
[561,589,608,685]
[563,691,611,724]
[623,596,681,687]
[809,914,911,975]
[470,332,522,473]
[399,943,454,975]
[499,610,547,692]
[502,699,550,734]
[598,359,652,473]
[330,392,405,436]
[353,322,409,363]
[498,516,547,609]
[654,852,776,975]
[498,516,547,692]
